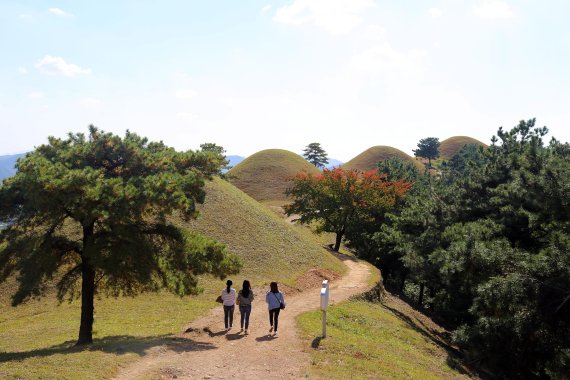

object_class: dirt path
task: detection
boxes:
[113,257,372,380]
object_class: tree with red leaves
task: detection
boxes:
[285,168,411,251]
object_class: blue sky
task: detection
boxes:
[1,0,569,161]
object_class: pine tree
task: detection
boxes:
[302,143,329,168]
[0,126,241,345]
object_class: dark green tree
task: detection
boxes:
[0,126,241,345]
[302,143,329,169]
[375,119,570,377]
[199,142,231,175]
[377,157,420,182]
[413,137,440,169]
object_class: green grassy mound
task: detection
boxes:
[298,296,474,379]
[343,146,424,172]
[0,177,345,380]
[181,177,346,286]
[439,136,486,160]
[227,149,320,206]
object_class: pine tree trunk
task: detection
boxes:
[333,232,342,252]
[418,283,425,307]
[77,224,95,346]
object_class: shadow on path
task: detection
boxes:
[254,334,277,342]
[0,334,217,363]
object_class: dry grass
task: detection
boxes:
[227,149,320,205]
[439,136,486,160]
[343,145,424,172]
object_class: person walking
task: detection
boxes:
[221,279,236,330]
[237,280,254,335]
[265,282,285,337]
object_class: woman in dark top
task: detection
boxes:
[237,280,254,335]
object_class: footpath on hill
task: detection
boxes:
[113,257,372,380]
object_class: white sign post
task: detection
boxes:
[320,280,329,338]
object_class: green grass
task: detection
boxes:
[297,299,470,379]
[182,177,346,287]
[0,177,346,380]
[343,146,424,173]
[0,287,214,380]
[227,149,320,205]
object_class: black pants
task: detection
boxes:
[269,308,281,331]
[224,305,234,328]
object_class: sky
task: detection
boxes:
[1,0,569,161]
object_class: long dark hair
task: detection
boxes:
[226,279,233,293]
[270,281,279,293]
[241,280,251,298]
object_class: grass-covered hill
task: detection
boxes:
[439,136,486,160]
[179,177,346,286]
[342,146,424,172]
[0,176,345,380]
[227,149,320,206]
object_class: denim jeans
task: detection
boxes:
[239,304,252,329]
[223,305,234,328]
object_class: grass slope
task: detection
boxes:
[227,149,320,206]
[298,295,474,379]
[180,177,346,287]
[439,136,486,160]
[0,177,345,380]
[343,146,424,172]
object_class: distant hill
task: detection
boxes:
[325,158,343,169]
[439,136,486,160]
[343,146,424,172]
[0,153,25,181]
[227,149,320,205]
[227,155,244,169]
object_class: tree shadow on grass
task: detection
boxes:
[0,334,216,363]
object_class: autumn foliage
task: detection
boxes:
[285,168,411,251]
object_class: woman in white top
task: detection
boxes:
[221,279,236,330]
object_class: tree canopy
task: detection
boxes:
[302,142,329,169]
[0,126,241,345]
[369,119,570,377]
[199,142,232,175]
[413,137,440,168]
[285,168,411,251]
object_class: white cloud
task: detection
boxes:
[80,97,103,108]
[273,0,375,35]
[18,67,28,75]
[48,8,73,17]
[35,55,91,77]
[262,5,272,14]
[360,24,387,41]
[472,1,514,19]
[428,7,444,18]
[28,91,44,99]
[350,43,427,80]
[177,112,198,122]
[175,89,198,99]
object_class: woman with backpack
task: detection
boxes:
[265,282,285,336]
[237,280,254,335]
